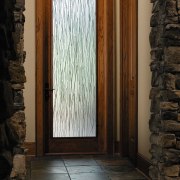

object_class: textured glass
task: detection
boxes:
[52,0,96,137]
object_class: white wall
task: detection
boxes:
[24,0,36,142]
[138,0,152,159]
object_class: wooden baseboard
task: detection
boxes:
[23,142,36,156]
[137,153,151,178]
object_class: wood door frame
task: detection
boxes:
[36,0,114,156]
[120,0,138,164]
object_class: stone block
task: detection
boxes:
[16,51,26,63]
[150,26,164,48]
[11,83,24,90]
[161,111,178,120]
[152,71,161,87]
[13,90,24,110]
[14,11,25,24]
[158,164,179,177]
[164,63,180,73]
[161,73,175,90]
[15,0,25,11]
[164,177,180,180]
[150,88,160,99]
[6,111,26,145]
[149,166,159,180]
[164,16,178,25]
[10,154,26,179]
[150,144,163,160]
[151,99,160,113]
[164,47,180,64]
[162,120,180,132]
[152,1,159,13]
[150,133,176,148]
[177,0,180,10]
[163,149,180,163]
[160,102,179,111]
[151,13,159,27]
[160,90,180,101]
[165,0,178,17]
[151,48,163,61]
[8,61,26,83]
[149,114,162,133]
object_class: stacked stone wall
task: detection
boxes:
[0,0,26,179]
[149,0,180,179]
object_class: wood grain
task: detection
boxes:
[120,0,138,164]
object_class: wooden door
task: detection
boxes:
[40,0,113,154]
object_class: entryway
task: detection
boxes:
[26,155,148,180]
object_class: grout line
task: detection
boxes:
[62,158,72,180]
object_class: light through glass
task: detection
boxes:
[52,0,96,137]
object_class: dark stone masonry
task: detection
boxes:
[149,0,180,179]
[0,0,26,179]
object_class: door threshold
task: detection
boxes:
[44,152,106,156]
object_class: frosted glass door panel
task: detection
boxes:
[52,0,96,137]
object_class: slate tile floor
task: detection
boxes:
[26,156,148,180]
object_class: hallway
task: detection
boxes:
[26,155,148,180]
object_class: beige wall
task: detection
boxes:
[24,0,36,142]
[24,0,152,160]
[138,0,152,159]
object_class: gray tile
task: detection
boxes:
[31,159,64,168]
[31,166,67,174]
[64,159,98,166]
[67,166,104,174]
[108,170,148,180]
[102,165,134,174]
[70,173,110,180]
[96,159,133,166]
[31,173,70,180]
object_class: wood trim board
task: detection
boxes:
[120,0,138,164]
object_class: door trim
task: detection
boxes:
[120,0,138,163]
[36,0,114,156]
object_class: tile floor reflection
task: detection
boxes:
[26,155,149,180]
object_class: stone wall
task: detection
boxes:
[149,0,180,179]
[0,0,26,179]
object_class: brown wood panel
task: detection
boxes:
[105,0,115,154]
[36,0,45,156]
[120,0,138,164]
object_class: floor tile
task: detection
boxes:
[67,165,104,174]
[64,158,98,166]
[102,165,134,174]
[96,158,132,166]
[70,172,110,180]
[108,170,148,180]
[31,166,67,174]
[31,159,64,168]
[31,173,70,180]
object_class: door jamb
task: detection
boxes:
[35,0,114,156]
[120,0,138,164]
